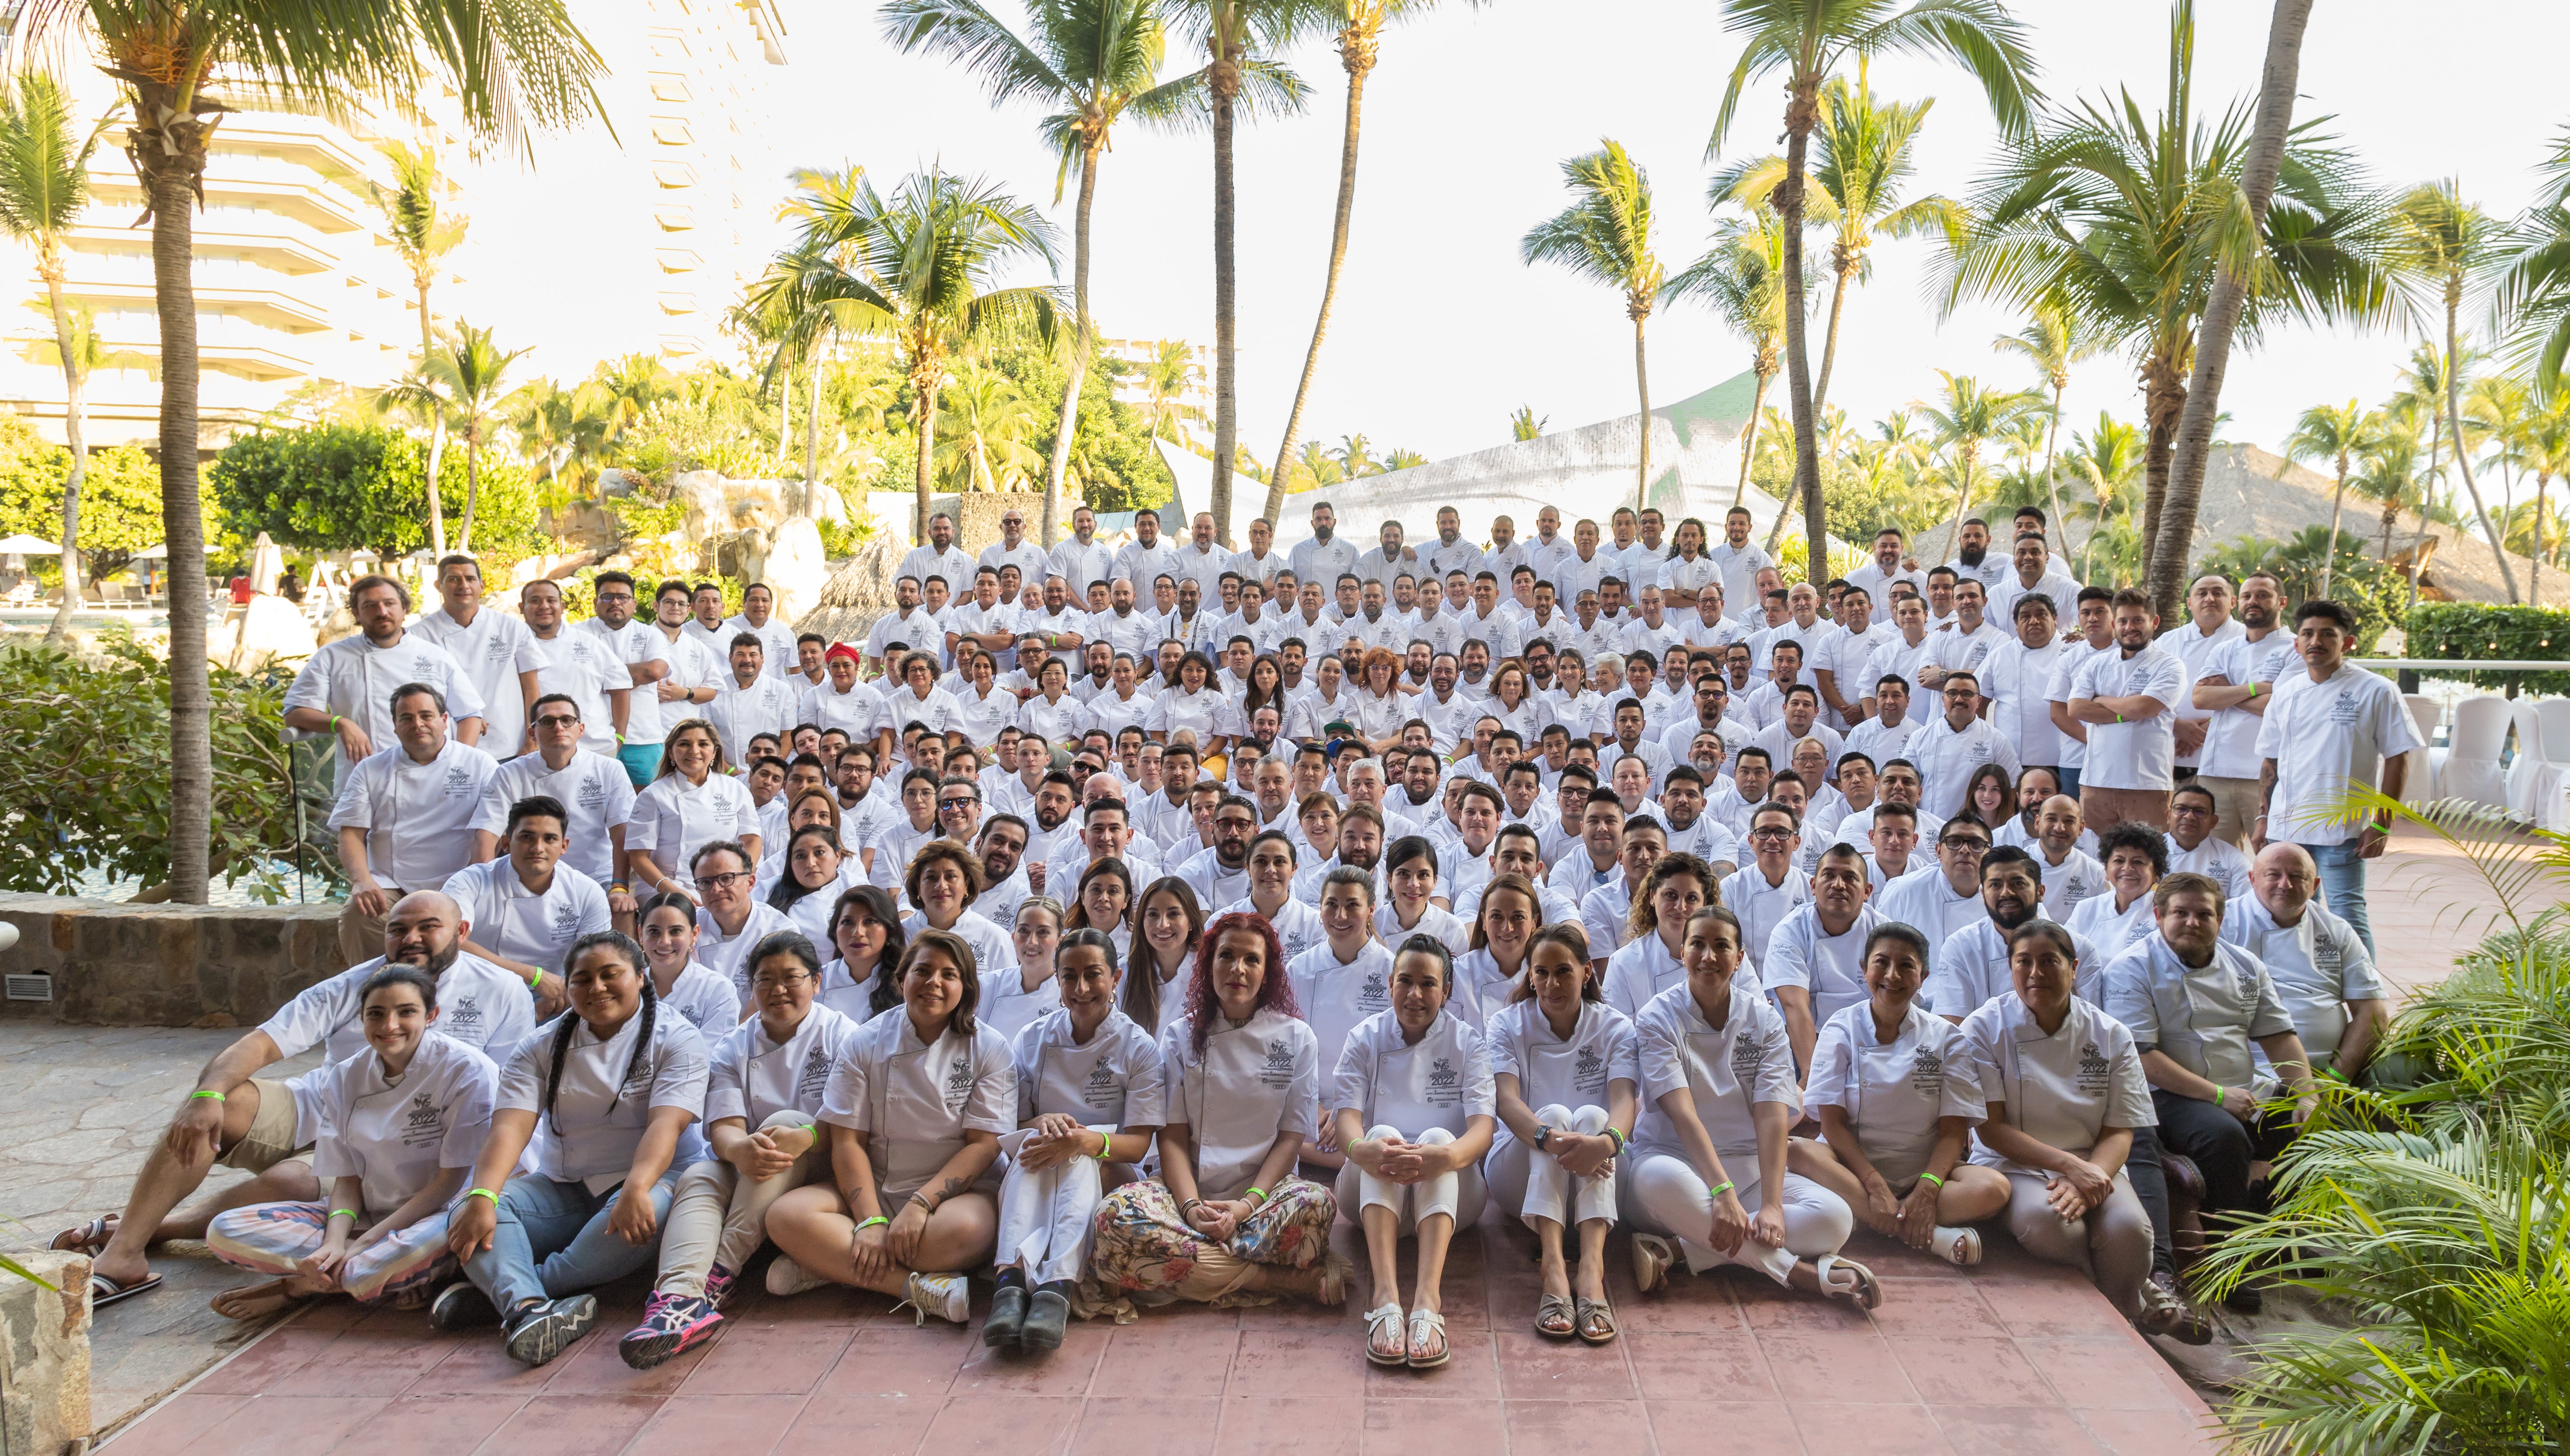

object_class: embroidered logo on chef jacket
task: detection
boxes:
[1729,1028,1765,1080]
[1260,1038,1298,1088]
[449,997,485,1034]
[550,899,584,940]
[444,765,479,795]
[1084,1058,1124,1108]
[2313,923,2343,976]
[576,777,609,811]
[2076,1040,2110,1096]
[1361,971,1389,1009]
[2232,963,2260,1000]
[1425,1056,1463,1106]
[622,1055,654,1094]
[944,1056,977,1112]
[1908,1044,1944,1097]
[400,1089,445,1147]
[1574,1044,1606,1095]
[2327,689,2362,726]
[797,1044,832,1101]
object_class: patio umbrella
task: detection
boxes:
[0,533,59,553]
[130,543,168,559]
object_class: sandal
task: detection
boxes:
[1364,1302,1408,1366]
[209,1278,309,1321]
[87,1271,162,1307]
[1630,1232,1674,1294]
[1405,1307,1450,1369]
[1815,1254,1883,1311]
[1574,1296,1618,1345]
[1534,1292,1576,1339]
[51,1215,117,1255]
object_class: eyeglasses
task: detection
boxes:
[698,871,754,889]
[534,715,581,729]
[1748,827,1794,842]
[940,798,980,810]
[1943,840,1991,855]
[751,971,814,990]
[594,590,633,603]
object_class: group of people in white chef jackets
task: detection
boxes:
[62,499,2416,1375]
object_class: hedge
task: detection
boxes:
[2403,602,2570,696]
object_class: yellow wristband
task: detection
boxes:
[466,1187,499,1204]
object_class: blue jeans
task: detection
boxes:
[617,743,662,788]
[2057,765,2081,798]
[2299,839,2372,956]
[463,1172,681,1313]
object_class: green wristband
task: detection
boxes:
[1708,1180,1735,1200]
[855,1215,890,1233]
[1917,1172,1944,1190]
[328,1208,359,1221]
[1244,1186,1268,1207]
[191,1090,225,1101]
[466,1187,499,1204]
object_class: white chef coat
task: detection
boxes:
[1958,992,2156,1177]
[258,952,535,1148]
[1806,1002,1984,1182]
[704,674,800,769]
[2154,618,2242,770]
[624,771,761,893]
[1874,867,1986,962]
[1924,915,2101,1020]
[880,683,965,738]
[1842,562,1926,620]
[2034,846,2108,923]
[897,544,978,598]
[1981,638,2066,766]
[284,630,489,777]
[1987,571,2081,638]
[1377,901,1472,963]
[1632,981,1800,1160]
[586,618,688,746]
[1147,686,1244,746]
[2063,889,2157,961]
[2254,663,2422,846]
[2068,646,2184,792]
[1288,939,1397,1074]
[1859,635,1936,724]
[976,959,1064,1044]
[498,1007,711,1190]
[715,612,800,685]
[697,901,797,997]
[1602,931,1730,1023]
[1762,903,1884,1031]
[327,739,498,892]
[820,1010,1016,1194]
[1720,864,1813,975]
[1906,715,2022,822]
[310,1032,499,1215]
[443,859,611,978]
[1113,538,1184,592]
[1010,1007,1166,1131]
[2220,896,2381,1063]
[414,605,544,756]
[1706,541,1775,620]
[525,625,634,759]
[865,607,946,668]
[899,909,1018,984]
[1484,997,1639,1136]
[2196,631,2299,780]
[1216,896,1324,972]
[2102,932,2294,1088]
[1051,536,1118,598]
[658,961,745,1034]
[703,1001,856,1129]
[1330,1006,1497,1142]
[1161,1008,1320,1200]
[473,750,635,884]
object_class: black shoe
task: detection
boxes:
[2137,1271,2213,1345]
[984,1282,1028,1350]
[504,1294,599,1367]
[429,1281,500,1331]
[1020,1286,1071,1352]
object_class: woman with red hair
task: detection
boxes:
[1089,913,1351,1307]
[1350,648,1413,754]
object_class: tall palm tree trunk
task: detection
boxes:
[1946,450,1978,551]
[2038,382,2067,561]
[1265,25,1374,531]
[2444,294,2520,601]
[2138,352,2184,587]
[2319,451,2348,597]
[2151,0,2314,623]
[913,380,941,541]
[2535,472,2549,605]
[42,270,84,645]
[1811,256,1855,416]
[805,356,821,488]
[418,279,446,557]
[1630,306,1651,512]
[1206,44,1241,546]
[1732,368,1772,507]
[143,119,212,903]
[1042,139,1102,549]
[459,435,481,553]
[1777,82,1828,580]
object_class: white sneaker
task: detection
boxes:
[903,1271,970,1326]
[766,1256,828,1297]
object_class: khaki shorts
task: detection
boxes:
[217,1077,310,1172]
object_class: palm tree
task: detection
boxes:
[883,0,1194,545]
[1711,0,2039,587]
[13,1,604,904]
[512,377,610,496]
[1670,198,1788,509]
[1523,139,1664,513]
[2350,421,2425,563]
[1333,432,1376,477]
[1262,0,1478,533]
[1383,447,1426,471]
[1168,0,1319,543]
[1915,371,2037,552]
[2283,399,2379,597]
[1991,298,2098,558]
[1509,404,1545,440]
[421,323,532,554]
[2515,385,2570,605]
[1939,0,2384,608]
[752,166,1061,539]
[1295,438,1343,489]
[1135,339,1208,445]
[935,362,1047,491]
[0,74,115,644]
[2389,181,2520,601]
[2063,411,2144,580]
[367,141,468,556]
[581,352,682,458]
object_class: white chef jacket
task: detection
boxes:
[257,951,535,1148]
[1330,1005,1497,1140]
[443,858,612,978]
[526,625,634,758]
[705,674,800,767]
[2068,646,2184,792]
[2168,834,2252,902]
[1288,939,1397,1073]
[696,901,797,997]
[1981,638,2066,766]
[819,1011,1016,1195]
[327,739,499,892]
[719,612,802,685]
[703,1001,857,1127]
[284,630,489,777]
[1484,997,1639,1138]
[2102,932,2295,1088]
[1051,537,1118,598]
[2254,663,2422,847]
[625,771,761,893]
[2034,845,2108,923]
[1906,714,2022,822]
[2063,889,2157,962]
[2220,896,2381,1063]
[899,909,1018,983]
[1632,981,1800,1160]
[1859,635,1936,724]
[1010,1007,1167,1129]
[1161,1008,1320,1201]
[1958,992,2156,1177]
[658,960,745,1035]
[1874,867,1987,964]
[1923,915,2101,1020]
[2196,630,2299,780]
[975,958,1064,1044]
[473,750,635,884]
[498,1007,711,1190]
[310,1031,499,1215]
[415,605,544,757]
[897,544,978,597]
[1806,1001,1984,1181]
[1720,863,1813,974]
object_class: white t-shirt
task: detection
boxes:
[473,751,635,884]
[2068,646,2184,792]
[1632,983,1799,1160]
[1806,1002,1984,1182]
[2254,664,2422,847]
[443,859,612,978]
[525,625,635,759]
[819,1011,1016,1194]
[703,1001,858,1128]
[2195,630,2298,780]
[326,739,498,891]
[1161,1008,1320,1201]
[309,1032,499,1215]
[1958,992,2155,1177]
[498,1007,711,1189]
[1330,1007,1498,1140]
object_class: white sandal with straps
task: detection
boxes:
[1405,1307,1450,1369]
[1814,1254,1883,1310]
[1364,1302,1408,1366]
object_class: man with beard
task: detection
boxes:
[1133,740,1200,854]
[1905,672,2020,823]
[1922,846,2092,1021]
[1295,801,1386,899]
[971,814,1034,929]
[59,892,534,1303]
[329,683,500,962]
[2068,589,2185,832]
[1112,506,1182,592]
[1288,499,1361,593]
[1706,505,1776,620]
[284,575,490,778]
[1842,527,1925,620]
[1943,516,2007,595]
[1022,770,1083,878]
[1050,504,1117,599]
[1878,816,1994,961]
[1657,675,1758,767]
[1176,795,1259,909]
[2190,571,2295,848]
[1550,793,1628,903]
[415,554,543,758]
[1396,747,1446,819]
[1656,764,1740,875]
[2156,574,2242,787]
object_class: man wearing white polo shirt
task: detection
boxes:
[329,682,499,963]
[415,554,542,758]
[2254,599,2418,954]
[2156,573,2242,795]
[283,575,489,779]
[581,573,682,786]
[2189,572,2294,847]
[2068,588,2184,832]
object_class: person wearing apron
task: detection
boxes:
[1959,921,2195,1336]
[442,931,712,1368]
[980,896,1069,1043]
[620,932,856,1368]
[763,929,1017,1325]
[1485,923,1638,1346]
[623,720,762,901]
[1625,907,1879,1309]
[1602,852,1723,1020]
[1091,914,1351,1311]
[1333,936,1498,1369]
[1285,866,1396,1176]
[814,885,907,1023]
[984,929,1167,1354]
[1789,923,2009,1269]
[206,966,497,1319]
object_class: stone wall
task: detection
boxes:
[0,1250,91,1456]
[0,893,348,1027]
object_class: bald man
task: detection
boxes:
[2220,843,2391,1080]
[57,891,536,1301]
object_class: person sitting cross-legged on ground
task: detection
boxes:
[1787,923,2011,1269]
[53,891,532,1308]
[761,928,1015,1325]
[618,931,857,1369]
[205,966,498,1319]
[1625,906,1880,1307]
[438,930,710,1367]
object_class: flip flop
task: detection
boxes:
[1364,1302,1408,1366]
[1404,1308,1450,1369]
[209,1278,308,1321]
[88,1271,163,1307]
[51,1215,116,1255]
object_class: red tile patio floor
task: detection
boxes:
[102,1209,2219,1456]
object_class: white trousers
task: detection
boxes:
[1335,1124,1487,1235]
[994,1127,1111,1286]
[1623,1153,1853,1285]
[1484,1104,1618,1231]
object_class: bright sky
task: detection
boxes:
[564,0,2570,470]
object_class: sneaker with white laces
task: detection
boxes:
[702,1263,739,1310]
[619,1291,724,1369]
[766,1256,828,1298]
[901,1271,970,1326]
[503,1294,598,1367]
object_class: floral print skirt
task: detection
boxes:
[1088,1175,1336,1305]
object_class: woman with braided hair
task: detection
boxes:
[437,930,711,1367]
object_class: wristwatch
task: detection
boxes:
[1533,1124,1555,1151]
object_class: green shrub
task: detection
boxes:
[0,643,331,902]
[2404,602,2570,696]
[209,422,544,564]
[0,415,207,580]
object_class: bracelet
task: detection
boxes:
[854,1215,889,1233]
[1604,1126,1626,1152]
[328,714,341,732]
[2114,712,2125,724]
[1092,1132,1112,1162]
[328,1208,359,1222]
[610,882,629,893]
[1179,1197,1204,1214]
[1708,1180,1735,1200]
[1917,1172,1944,1190]
[524,968,543,990]
[1244,1186,1268,1207]
[908,1192,935,1212]
[191,1090,224,1101]
[466,1187,499,1204]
